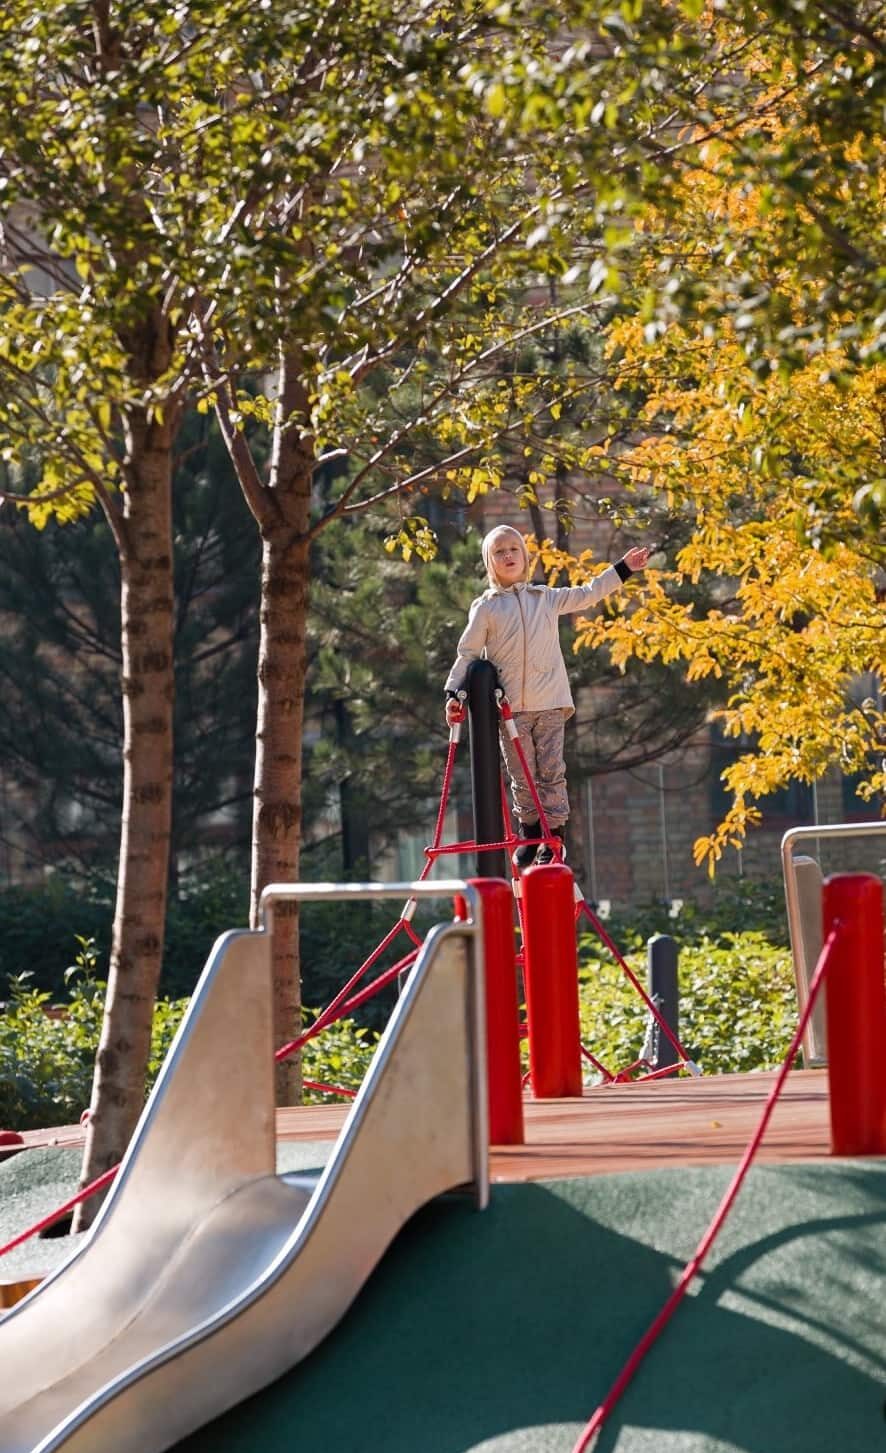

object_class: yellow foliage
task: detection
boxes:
[575,194,885,873]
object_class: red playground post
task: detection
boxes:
[462,879,524,1145]
[823,872,886,1157]
[522,863,583,1098]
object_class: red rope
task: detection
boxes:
[332,950,418,1017]
[499,773,519,867]
[273,919,409,1062]
[275,947,419,1062]
[579,899,693,1069]
[580,1044,615,1082]
[629,1062,685,1084]
[302,1080,357,1101]
[426,731,460,866]
[0,1165,118,1260]
[570,922,840,1453]
[403,918,424,949]
[427,837,515,858]
[612,1057,651,1083]
[498,701,555,844]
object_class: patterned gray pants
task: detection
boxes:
[500,708,569,828]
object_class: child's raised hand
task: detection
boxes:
[624,544,657,572]
[445,697,464,726]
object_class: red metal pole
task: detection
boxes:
[460,880,524,1144]
[522,863,582,1098]
[823,873,886,1157]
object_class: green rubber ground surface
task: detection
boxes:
[0,1146,87,1276]
[179,1160,884,1453]
[3,1152,884,1452]
[0,1141,334,1277]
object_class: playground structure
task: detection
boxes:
[782,819,886,1069]
[0,678,884,1453]
[395,659,699,1091]
[0,881,490,1453]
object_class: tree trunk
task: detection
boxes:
[251,529,310,1105]
[74,414,175,1228]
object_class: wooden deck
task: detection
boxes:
[11,1068,833,1179]
[0,1069,835,1308]
[277,1067,833,1180]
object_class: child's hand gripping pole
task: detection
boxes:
[447,689,467,742]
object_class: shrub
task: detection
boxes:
[578,925,798,1080]
[0,937,379,1130]
[0,880,113,999]
[300,1011,380,1104]
[0,938,109,1130]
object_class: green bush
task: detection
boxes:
[0,876,803,1130]
[0,949,101,1131]
[300,1011,380,1102]
[588,877,790,956]
[578,926,798,1080]
[0,937,379,1130]
[0,880,113,999]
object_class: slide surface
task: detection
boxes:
[0,888,488,1453]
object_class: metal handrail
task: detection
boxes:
[260,877,486,1197]
[782,821,886,954]
[781,821,886,1065]
[259,877,469,920]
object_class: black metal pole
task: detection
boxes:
[647,933,679,1069]
[466,659,507,878]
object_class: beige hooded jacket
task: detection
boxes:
[444,566,626,718]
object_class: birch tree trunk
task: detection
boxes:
[251,527,310,1104]
[209,335,314,1104]
[74,408,175,1226]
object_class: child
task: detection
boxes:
[444,524,654,867]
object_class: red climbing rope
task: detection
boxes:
[302,1080,357,1101]
[427,714,463,863]
[497,698,557,852]
[578,899,695,1075]
[580,1044,615,1083]
[274,920,412,1063]
[0,1165,118,1259]
[275,947,418,1062]
[569,922,840,1453]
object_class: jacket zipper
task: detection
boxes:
[515,588,527,711]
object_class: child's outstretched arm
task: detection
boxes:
[553,543,657,615]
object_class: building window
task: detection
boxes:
[710,727,814,824]
[841,769,882,819]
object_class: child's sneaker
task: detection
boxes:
[512,821,540,870]
[536,826,566,866]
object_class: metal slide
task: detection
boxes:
[0,880,489,1453]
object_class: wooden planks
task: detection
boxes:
[277,1068,833,1181]
[12,1070,833,1180]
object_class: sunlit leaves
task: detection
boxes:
[383,515,438,562]
[579,304,885,871]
